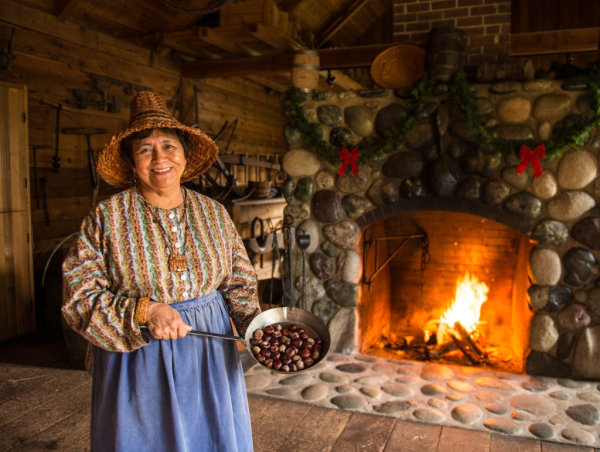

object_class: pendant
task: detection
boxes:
[169,254,188,272]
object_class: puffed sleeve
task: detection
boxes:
[62,207,148,352]
[218,213,261,339]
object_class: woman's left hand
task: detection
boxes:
[145,301,192,340]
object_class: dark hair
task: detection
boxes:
[119,127,192,168]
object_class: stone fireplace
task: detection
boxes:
[281,77,600,381]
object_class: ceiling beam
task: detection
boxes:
[278,0,309,14]
[53,0,85,21]
[182,44,395,78]
[314,0,371,49]
[510,28,600,56]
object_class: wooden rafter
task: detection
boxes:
[53,0,85,21]
[510,28,600,56]
[314,0,371,49]
[277,0,308,13]
[182,44,394,78]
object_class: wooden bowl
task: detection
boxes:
[371,44,426,89]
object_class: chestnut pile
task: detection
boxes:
[250,323,322,372]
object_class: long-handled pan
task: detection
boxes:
[140,307,331,373]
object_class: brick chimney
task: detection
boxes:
[393,0,511,65]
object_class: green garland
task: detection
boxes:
[283,67,600,167]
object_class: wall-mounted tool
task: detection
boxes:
[40,177,50,226]
[29,145,53,210]
[62,128,108,207]
[41,100,74,174]
[0,28,16,71]
[90,73,151,96]
[67,90,120,113]
[296,228,311,311]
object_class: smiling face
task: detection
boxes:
[132,129,187,196]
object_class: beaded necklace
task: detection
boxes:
[138,186,190,272]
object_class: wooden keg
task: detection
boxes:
[292,50,320,93]
[425,27,466,82]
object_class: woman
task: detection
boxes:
[62,92,260,451]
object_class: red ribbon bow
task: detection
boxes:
[516,144,546,178]
[338,147,360,177]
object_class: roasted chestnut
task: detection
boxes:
[264,325,275,334]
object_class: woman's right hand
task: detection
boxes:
[145,302,192,340]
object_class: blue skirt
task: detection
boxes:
[91,292,253,452]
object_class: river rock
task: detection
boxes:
[336,171,369,194]
[557,333,577,359]
[529,314,559,352]
[342,194,372,219]
[359,89,389,98]
[309,253,333,280]
[329,127,355,149]
[367,178,387,207]
[573,326,600,379]
[452,404,483,425]
[566,404,600,426]
[456,177,481,201]
[447,141,469,159]
[483,180,510,206]
[548,191,595,221]
[331,394,367,410]
[313,91,335,102]
[530,248,561,285]
[420,364,454,380]
[561,428,596,446]
[562,75,591,91]
[382,151,425,179]
[374,400,418,414]
[429,157,460,197]
[345,105,374,137]
[553,114,588,143]
[523,79,553,92]
[407,122,434,149]
[400,177,425,198]
[312,190,343,223]
[503,192,542,220]
[284,123,302,147]
[413,409,445,423]
[321,241,338,258]
[484,419,522,435]
[460,147,502,177]
[323,220,360,250]
[449,120,480,144]
[526,351,572,378]
[382,384,415,397]
[294,177,315,202]
[340,250,361,283]
[421,101,438,119]
[532,94,572,122]
[538,121,552,141]
[475,97,493,115]
[312,299,337,323]
[490,80,519,94]
[572,216,600,250]
[375,103,408,136]
[283,150,321,177]
[493,124,535,141]
[284,204,310,221]
[528,285,549,311]
[315,171,335,190]
[577,95,594,117]
[532,171,557,199]
[301,384,329,401]
[297,220,320,253]
[502,166,529,189]
[522,378,549,392]
[558,151,597,189]
[497,96,531,122]
[510,393,557,416]
[328,308,356,354]
[531,220,568,246]
[325,279,359,307]
[547,285,573,312]
[563,247,598,286]
[317,105,343,127]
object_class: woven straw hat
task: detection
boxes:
[97,91,219,187]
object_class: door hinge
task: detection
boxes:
[25,178,27,188]
[22,112,26,122]
[27,232,29,243]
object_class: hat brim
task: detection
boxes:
[97,118,219,187]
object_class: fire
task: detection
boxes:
[437,272,489,344]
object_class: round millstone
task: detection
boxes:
[484,419,522,434]
[452,404,483,425]
[532,93,572,122]
[383,384,415,398]
[420,364,455,381]
[360,386,382,399]
[529,423,555,439]
[497,96,531,122]
[413,408,445,423]
[558,151,598,189]
[485,404,509,415]
[421,384,447,396]
[530,248,561,285]
[331,394,368,410]
[320,372,348,385]
[529,314,559,352]
[532,172,558,200]
[561,428,597,446]
[531,220,568,246]
[510,393,557,416]
[283,150,321,177]
[244,374,272,390]
[374,400,418,414]
[336,363,366,374]
[301,384,329,401]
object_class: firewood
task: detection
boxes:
[425,341,458,360]
[476,60,535,82]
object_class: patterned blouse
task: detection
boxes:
[62,187,260,354]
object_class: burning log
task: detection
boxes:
[449,321,487,365]
[425,340,458,360]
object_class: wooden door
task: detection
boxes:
[0,81,35,341]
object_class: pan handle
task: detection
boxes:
[139,325,245,343]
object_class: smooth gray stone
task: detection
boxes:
[549,391,570,401]
[321,241,338,258]
[309,252,333,280]
[317,105,343,127]
[336,363,366,373]
[382,384,415,397]
[341,194,372,220]
[344,105,374,137]
[329,127,355,149]
[428,156,460,197]
[294,177,315,202]
[532,93,572,122]
[485,403,509,415]
[331,394,368,410]
[531,220,568,246]
[526,351,572,378]
[562,75,591,91]
[503,192,542,220]
[375,103,408,136]
[452,404,483,425]
[421,383,447,396]
[546,285,573,312]
[301,384,329,401]
[284,123,302,147]
[558,379,590,389]
[456,177,481,201]
[563,247,598,286]
[528,423,555,439]
[320,371,349,384]
[324,279,359,307]
[566,404,600,426]
[413,408,445,423]
[489,80,519,94]
[510,393,556,416]
[483,180,510,206]
[265,387,296,397]
[493,124,535,142]
[244,374,272,390]
[561,428,596,446]
[449,120,480,144]
[283,178,295,202]
[374,400,418,414]
[279,374,314,386]
[382,151,425,179]
[312,298,338,323]
[521,379,549,392]
[484,419,522,434]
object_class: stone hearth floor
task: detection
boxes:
[243,352,600,448]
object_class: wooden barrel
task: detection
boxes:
[292,50,320,93]
[425,27,466,81]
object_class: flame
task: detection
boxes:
[437,272,489,344]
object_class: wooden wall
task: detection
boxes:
[0,0,287,329]
[511,0,600,33]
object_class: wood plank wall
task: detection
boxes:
[511,0,600,33]
[0,0,287,328]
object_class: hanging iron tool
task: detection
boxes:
[283,214,295,308]
[296,228,311,311]
[40,177,50,226]
[62,128,108,207]
[251,217,266,269]
[29,145,53,210]
[41,100,73,174]
[0,27,16,71]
